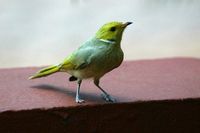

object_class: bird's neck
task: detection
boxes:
[99,39,116,44]
[97,37,122,48]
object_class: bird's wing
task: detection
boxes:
[59,39,98,71]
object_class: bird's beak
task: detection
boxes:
[123,22,133,28]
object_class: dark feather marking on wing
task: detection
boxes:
[69,76,77,81]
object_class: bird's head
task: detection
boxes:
[95,21,132,44]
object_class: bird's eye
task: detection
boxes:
[110,27,116,32]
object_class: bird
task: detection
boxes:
[29,21,132,103]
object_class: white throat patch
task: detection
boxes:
[99,39,115,44]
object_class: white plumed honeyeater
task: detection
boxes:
[29,21,132,103]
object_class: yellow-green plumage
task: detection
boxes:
[29,21,132,103]
[29,65,59,79]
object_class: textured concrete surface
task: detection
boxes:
[0,99,200,133]
[1,58,200,112]
[1,58,200,133]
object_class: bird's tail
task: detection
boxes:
[29,65,60,80]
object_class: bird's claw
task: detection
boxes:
[76,98,85,103]
[101,94,116,103]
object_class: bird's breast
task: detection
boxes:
[89,46,124,77]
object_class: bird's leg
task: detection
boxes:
[75,79,84,103]
[94,79,116,103]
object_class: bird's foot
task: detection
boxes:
[76,98,85,103]
[101,93,116,103]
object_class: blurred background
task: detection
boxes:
[0,0,200,68]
